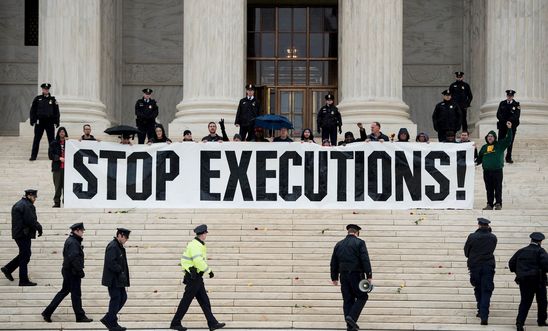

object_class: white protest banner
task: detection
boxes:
[64,140,475,209]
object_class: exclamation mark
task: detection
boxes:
[456,151,466,200]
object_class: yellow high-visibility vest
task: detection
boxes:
[181,238,210,274]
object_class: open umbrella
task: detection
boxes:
[104,125,141,139]
[254,114,294,130]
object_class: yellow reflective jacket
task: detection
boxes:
[181,238,210,274]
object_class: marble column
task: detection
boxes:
[477,0,548,137]
[169,0,245,138]
[337,0,415,138]
[20,0,111,137]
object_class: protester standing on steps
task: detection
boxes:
[101,228,131,331]
[42,223,93,323]
[464,218,497,326]
[1,189,42,286]
[170,224,225,331]
[476,121,513,210]
[29,83,60,161]
[49,126,68,208]
[330,224,372,331]
[509,232,548,331]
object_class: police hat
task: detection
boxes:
[506,89,516,96]
[194,224,208,235]
[325,93,334,100]
[442,89,451,96]
[24,189,38,197]
[117,228,131,237]
[477,217,491,225]
[40,83,51,89]
[346,224,362,231]
[245,84,255,90]
[455,71,464,77]
[142,88,153,94]
[70,222,85,231]
[530,232,545,242]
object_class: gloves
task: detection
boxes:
[219,118,226,130]
[209,271,214,278]
[38,229,43,237]
[317,129,321,134]
[78,270,85,279]
[30,122,35,126]
[338,128,342,134]
[55,123,59,128]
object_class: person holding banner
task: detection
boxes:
[202,122,225,142]
[476,121,513,210]
[49,127,68,208]
[330,224,372,331]
[170,224,225,331]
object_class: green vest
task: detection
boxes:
[181,238,210,274]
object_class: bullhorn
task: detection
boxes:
[358,279,374,293]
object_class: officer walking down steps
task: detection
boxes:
[330,224,372,331]
[170,224,225,331]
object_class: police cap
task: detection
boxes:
[506,89,516,96]
[346,224,362,231]
[40,83,51,89]
[442,89,451,96]
[142,88,153,94]
[530,232,545,242]
[477,217,491,225]
[70,222,85,231]
[455,71,464,77]
[194,224,208,235]
[117,228,131,238]
[24,189,38,197]
[245,84,255,90]
[325,93,334,100]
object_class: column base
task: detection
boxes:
[19,98,111,137]
[477,100,548,138]
[337,99,417,139]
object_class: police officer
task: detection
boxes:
[509,232,548,331]
[101,228,131,331]
[235,84,260,141]
[317,93,342,146]
[42,223,92,323]
[29,83,60,161]
[135,88,159,144]
[448,72,473,132]
[496,90,520,163]
[170,224,225,331]
[464,218,497,325]
[1,189,42,286]
[330,224,372,331]
[432,89,462,142]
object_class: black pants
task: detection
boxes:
[517,279,547,325]
[437,130,448,142]
[31,120,55,159]
[461,107,468,132]
[137,122,156,144]
[43,269,85,319]
[340,272,368,327]
[53,169,64,205]
[469,265,495,320]
[103,286,127,326]
[498,126,517,161]
[171,273,218,327]
[321,127,337,146]
[239,124,255,141]
[483,169,503,207]
[3,238,32,282]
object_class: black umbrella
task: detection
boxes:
[104,125,141,138]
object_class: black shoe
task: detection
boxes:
[19,281,37,286]
[76,316,93,322]
[1,267,14,281]
[29,158,36,161]
[517,324,524,331]
[209,322,226,331]
[114,326,127,331]
[52,204,60,208]
[539,321,548,326]
[170,325,188,331]
[506,159,514,164]
[345,316,359,331]
[41,311,52,323]
[481,319,488,325]
[100,317,114,329]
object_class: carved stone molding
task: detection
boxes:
[0,63,37,85]
[123,63,183,86]
[403,64,462,87]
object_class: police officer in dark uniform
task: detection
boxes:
[330,224,372,331]
[317,93,342,146]
[509,232,548,331]
[101,228,131,331]
[496,90,520,163]
[1,189,42,286]
[432,89,462,142]
[135,88,159,144]
[29,83,60,161]
[235,84,260,141]
[464,218,497,325]
[42,223,92,323]
[448,72,473,132]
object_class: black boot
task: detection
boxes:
[345,316,359,331]
[1,267,14,281]
[41,311,52,323]
[209,322,226,331]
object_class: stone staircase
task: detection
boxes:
[0,137,546,331]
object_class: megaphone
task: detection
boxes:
[358,279,374,293]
